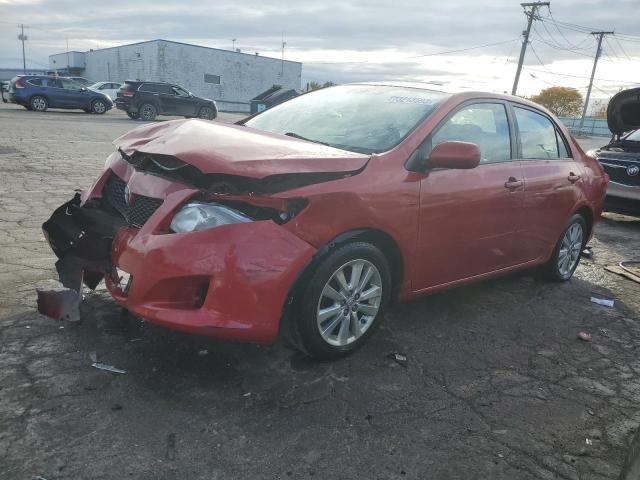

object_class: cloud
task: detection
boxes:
[1,0,639,97]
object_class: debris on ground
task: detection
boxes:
[89,351,126,374]
[36,279,82,322]
[198,349,209,356]
[578,332,593,342]
[605,261,640,284]
[581,246,593,259]
[33,476,49,480]
[387,352,408,367]
[590,296,615,307]
[586,438,593,445]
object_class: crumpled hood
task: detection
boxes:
[113,119,370,178]
[607,87,640,136]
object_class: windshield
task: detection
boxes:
[244,85,449,154]
[624,129,640,141]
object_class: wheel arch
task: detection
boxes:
[574,204,594,239]
[279,227,405,343]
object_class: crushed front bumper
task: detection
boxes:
[41,185,317,343]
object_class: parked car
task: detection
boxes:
[41,83,608,359]
[7,75,112,114]
[89,81,122,101]
[588,87,640,215]
[115,80,217,121]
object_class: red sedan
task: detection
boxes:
[41,83,608,359]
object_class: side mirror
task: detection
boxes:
[80,87,87,92]
[428,141,481,169]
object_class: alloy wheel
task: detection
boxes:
[558,222,583,278]
[93,100,106,114]
[31,97,47,111]
[140,104,156,120]
[316,259,382,347]
[199,107,212,119]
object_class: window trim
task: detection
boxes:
[406,98,517,171]
[508,102,573,161]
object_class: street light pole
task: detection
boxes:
[18,24,27,74]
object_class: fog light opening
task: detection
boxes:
[194,282,209,308]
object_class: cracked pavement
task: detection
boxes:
[1,103,639,479]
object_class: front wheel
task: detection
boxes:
[91,99,108,114]
[30,95,48,112]
[543,214,586,281]
[291,242,391,359]
[198,106,216,120]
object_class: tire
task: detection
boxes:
[291,242,391,359]
[138,103,157,121]
[543,214,587,282]
[91,99,108,114]
[30,95,48,112]
[198,106,215,120]
[126,111,140,120]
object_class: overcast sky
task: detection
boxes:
[1,0,639,103]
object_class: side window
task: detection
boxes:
[27,78,42,86]
[60,78,81,90]
[43,78,61,88]
[514,107,562,160]
[139,84,159,93]
[431,103,512,163]
[172,86,189,97]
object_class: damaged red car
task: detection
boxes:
[41,83,608,359]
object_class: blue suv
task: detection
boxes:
[8,75,113,114]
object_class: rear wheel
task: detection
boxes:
[198,106,215,120]
[543,214,586,281]
[91,99,108,114]
[126,110,140,120]
[30,95,48,112]
[139,103,157,121]
[290,242,391,359]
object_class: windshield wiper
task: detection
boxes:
[284,132,330,146]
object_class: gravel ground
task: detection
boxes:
[0,102,639,480]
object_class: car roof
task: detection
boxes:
[350,81,553,117]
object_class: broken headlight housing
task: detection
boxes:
[170,202,253,233]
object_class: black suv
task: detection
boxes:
[115,81,218,121]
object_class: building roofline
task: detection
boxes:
[50,51,85,55]
[49,39,302,65]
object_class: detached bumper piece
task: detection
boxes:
[37,192,126,321]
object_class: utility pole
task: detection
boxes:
[18,24,27,74]
[511,2,549,95]
[281,32,286,77]
[232,38,236,52]
[578,31,614,132]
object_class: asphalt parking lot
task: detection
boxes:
[1,102,639,480]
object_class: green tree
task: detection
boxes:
[531,87,583,117]
[306,81,336,92]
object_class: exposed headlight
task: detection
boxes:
[170,202,252,233]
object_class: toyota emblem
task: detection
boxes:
[627,165,640,177]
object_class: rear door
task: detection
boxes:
[414,101,527,291]
[511,104,583,262]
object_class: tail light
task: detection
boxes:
[14,78,24,89]
[121,90,134,97]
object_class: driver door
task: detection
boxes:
[413,101,527,291]
[59,78,88,107]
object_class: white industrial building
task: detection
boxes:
[49,39,302,112]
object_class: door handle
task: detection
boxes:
[504,177,523,190]
[567,172,581,183]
